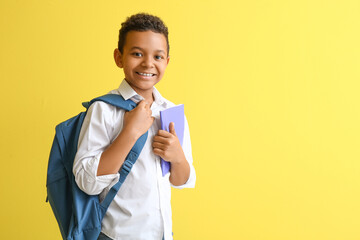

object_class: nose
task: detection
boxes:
[141,56,154,68]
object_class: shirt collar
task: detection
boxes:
[117,79,166,106]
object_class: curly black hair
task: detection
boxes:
[118,13,169,56]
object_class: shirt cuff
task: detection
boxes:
[79,153,120,195]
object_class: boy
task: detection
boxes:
[73,13,196,240]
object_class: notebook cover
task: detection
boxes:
[159,104,184,176]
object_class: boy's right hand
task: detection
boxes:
[123,100,154,139]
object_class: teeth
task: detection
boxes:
[138,72,153,77]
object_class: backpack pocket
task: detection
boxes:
[47,167,73,239]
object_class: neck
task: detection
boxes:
[143,93,154,105]
[134,89,154,105]
[124,80,154,105]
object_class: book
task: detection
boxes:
[159,104,185,176]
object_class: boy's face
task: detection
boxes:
[114,30,169,98]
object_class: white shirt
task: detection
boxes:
[73,80,196,240]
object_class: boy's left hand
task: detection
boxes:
[152,122,186,164]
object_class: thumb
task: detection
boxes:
[137,100,146,108]
[169,122,177,136]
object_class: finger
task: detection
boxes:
[137,100,147,108]
[152,141,166,149]
[157,129,172,137]
[153,148,165,158]
[144,102,150,109]
[153,135,169,143]
[169,122,177,136]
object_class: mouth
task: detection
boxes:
[136,72,156,77]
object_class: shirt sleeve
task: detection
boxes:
[171,115,196,189]
[73,101,120,195]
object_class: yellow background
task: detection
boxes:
[1,0,360,239]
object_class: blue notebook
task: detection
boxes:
[159,104,185,176]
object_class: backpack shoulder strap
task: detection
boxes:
[82,94,148,213]
[82,94,137,111]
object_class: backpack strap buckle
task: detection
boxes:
[122,159,133,174]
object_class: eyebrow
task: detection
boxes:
[130,46,166,54]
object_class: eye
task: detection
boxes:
[155,55,163,60]
[132,52,143,57]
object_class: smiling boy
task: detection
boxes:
[73,13,196,240]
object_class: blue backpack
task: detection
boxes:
[46,94,147,240]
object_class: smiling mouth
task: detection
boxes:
[136,72,156,77]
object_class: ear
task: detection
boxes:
[166,56,170,65]
[114,48,123,68]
